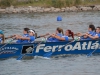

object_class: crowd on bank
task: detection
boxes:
[0,24,100,44]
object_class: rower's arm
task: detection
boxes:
[37,33,50,38]
[52,35,65,41]
[18,37,30,40]
[76,32,84,37]
[88,35,99,39]
[5,35,15,39]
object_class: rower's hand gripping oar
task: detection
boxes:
[86,44,100,57]
[16,38,46,60]
[43,40,76,58]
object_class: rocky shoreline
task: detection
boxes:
[0,5,100,13]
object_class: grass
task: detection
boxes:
[0,0,100,8]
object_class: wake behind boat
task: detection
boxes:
[0,39,100,59]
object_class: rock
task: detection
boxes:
[93,5,100,11]
[14,7,28,13]
[93,7,98,11]
[10,5,14,9]
[37,8,44,12]
[89,5,95,9]
[37,7,42,10]
[50,7,55,12]
[0,9,6,13]
[65,7,70,11]
[87,7,92,11]
[33,7,38,12]
[5,5,15,13]
[44,8,51,12]
[69,6,78,11]
[0,5,100,13]
[96,5,100,10]
[25,8,30,13]
[80,6,92,11]
[50,7,55,11]
[12,10,17,13]
[54,8,61,12]
[14,8,20,13]
[28,6,32,8]
[30,7,37,12]
[61,8,65,12]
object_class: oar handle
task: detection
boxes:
[74,37,80,41]
[7,39,14,44]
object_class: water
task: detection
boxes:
[0,55,100,75]
[0,11,100,36]
[0,11,100,75]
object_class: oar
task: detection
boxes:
[0,39,14,50]
[43,40,75,58]
[86,44,100,57]
[16,39,46,60]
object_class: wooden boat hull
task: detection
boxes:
[0,40,100,58]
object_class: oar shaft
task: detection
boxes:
[43,40,75,58]
[57,40,75,51]
[16,41,44,60]
[0,39,13,50]
[87,44,100,57]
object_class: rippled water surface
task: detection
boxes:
[0,11,100,75]
[0,11,100,36]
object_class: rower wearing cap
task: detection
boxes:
[15,29,35,43]
[28,29,36,43]
[0,30,5,44]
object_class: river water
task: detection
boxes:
[0,11,100,75]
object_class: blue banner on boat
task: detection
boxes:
[0,40,100,59]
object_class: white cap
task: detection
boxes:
[29,30,35,34]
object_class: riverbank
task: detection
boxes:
[0,5,100,13]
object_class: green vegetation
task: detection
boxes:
[0,0,100,8]
[0,0,15,7]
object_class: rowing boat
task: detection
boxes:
[0,39,100,59]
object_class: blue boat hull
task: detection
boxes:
[0,40,100,58]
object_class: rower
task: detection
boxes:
[50,29,74,41]
[47,27,64,42]
[37,27,64,42]
[5,28,30,43]
[16,28,30,43]
[86,27,100,39]
[0,30,5,44]
[76,24,95,40]
[15,29,35,43]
